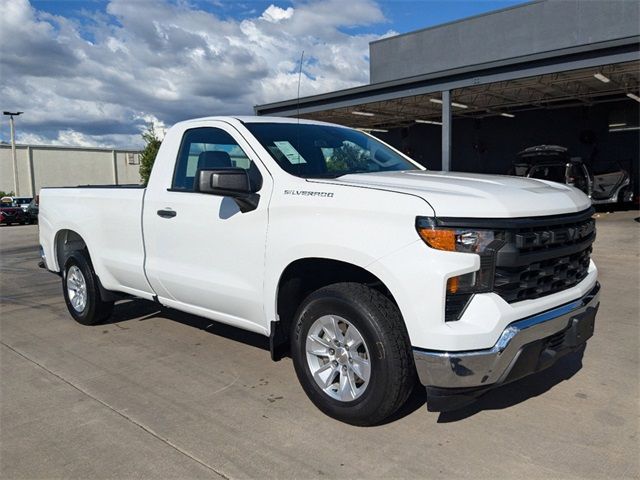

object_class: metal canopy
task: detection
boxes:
[255,41,639,171]
[291,60,640,130]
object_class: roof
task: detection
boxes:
[255,58,640,130]
[176,115,346,127]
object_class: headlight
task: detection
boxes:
[416,217,506,321]
[416,217,501,255]
[417,227,495,254]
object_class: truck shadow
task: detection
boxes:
[435,347,585,423]
[105,298,270,351]
[161,307,271,351]
[105,299,585,424]
[106,299,163,323]
[380,347,586,424]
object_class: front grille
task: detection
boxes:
[514,218,595,252]
[493,211,595,303]
[494,246,592,302]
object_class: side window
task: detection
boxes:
[172,127,257,191]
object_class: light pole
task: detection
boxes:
[3,111,23,196]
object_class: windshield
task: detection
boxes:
[529,165,567,183]
[244,122,420,178]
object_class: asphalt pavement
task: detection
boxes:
[1,212,638,479]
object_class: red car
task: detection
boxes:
[0,205,29,225]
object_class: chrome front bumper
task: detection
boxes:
[413,283,600,389]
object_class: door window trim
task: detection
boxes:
[169,124,263,193]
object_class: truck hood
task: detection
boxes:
[316,170,591,217]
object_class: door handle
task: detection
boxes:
[157,209,176,218]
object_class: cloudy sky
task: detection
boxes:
[0,0,523,148]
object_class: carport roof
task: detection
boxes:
[254,39,640,130]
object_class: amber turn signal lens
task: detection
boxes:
[447,276,459,294]
[417,228,456,251]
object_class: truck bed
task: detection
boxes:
[39,186,154,299]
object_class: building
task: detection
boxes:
[255,0,639,181]
[0,144,142,197]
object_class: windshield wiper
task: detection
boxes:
[304,173,343,179]
[305,170,374,179]
[334,169,372,178]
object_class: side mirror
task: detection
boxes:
[196,168,260,213]
[197,168,251,194]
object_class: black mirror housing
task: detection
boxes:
[196,168,260,213]
[197,168,252,194]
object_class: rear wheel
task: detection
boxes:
[62,252,113,325]
[618,187,633,205]
[291,282,416,426]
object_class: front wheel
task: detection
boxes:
[291,283,416,426]
[62,252,114,325]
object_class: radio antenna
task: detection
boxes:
[296,50,304,119]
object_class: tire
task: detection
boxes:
[291,282,416,426]
[62,252,114,325]
[618,187,633,205]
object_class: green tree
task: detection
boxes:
[139,124,162,184]
[326,141,370,173]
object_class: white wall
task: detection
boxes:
[0,145,142,196]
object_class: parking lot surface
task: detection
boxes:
[1,213,638,479]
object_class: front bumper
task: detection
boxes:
[413,283,600,407]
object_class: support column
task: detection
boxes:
[27,146,35,197]
[441,89,452,172]
[112,150,119,185]
[9,116,19,195]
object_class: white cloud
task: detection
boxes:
[261,5,294,23]
[0,0,394,148]
[17,130,143,149]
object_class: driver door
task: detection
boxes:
[143,122,272,334]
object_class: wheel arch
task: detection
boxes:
[54,228,120,302]
[54,228,89,272]
[270,257,402,360]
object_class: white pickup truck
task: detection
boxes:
[39,116,600,425]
